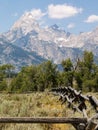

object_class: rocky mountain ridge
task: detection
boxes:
[1,10,98,70]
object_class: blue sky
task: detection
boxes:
[0,0,98,34]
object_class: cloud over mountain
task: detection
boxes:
[47,4,83,19]
[85,15,98,23]
[67,23,75,29]
[24,9,46,20]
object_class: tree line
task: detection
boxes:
[0,51,98,93]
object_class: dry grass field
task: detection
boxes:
[0,92,97,130]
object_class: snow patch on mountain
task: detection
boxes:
[11,12,40,35]
[1,10,98,67]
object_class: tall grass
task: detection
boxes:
[0,92,97,130]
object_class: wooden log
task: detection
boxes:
[86,120,96,130]
[95,124,98,130]
[86,114,98,130]
[0,117,87,124]
[73,123,86,130]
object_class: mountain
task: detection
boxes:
[1,10,98,70]
[0,35,46,71]
[3,11,80,63]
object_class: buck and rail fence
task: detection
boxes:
[0,117,87,130]
[0,116,97,130]
[0,87,98,130]
[0,117,86,124]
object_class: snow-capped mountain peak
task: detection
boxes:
[11,11,40,35]
[1,10,98,69]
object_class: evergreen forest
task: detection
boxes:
[0,51,98,93]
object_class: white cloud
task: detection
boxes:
[67,23,75,29]
[85,15,98,23]
[48,4,83,19]
[29,9,46,20]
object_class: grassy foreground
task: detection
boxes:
[0,92,97,130]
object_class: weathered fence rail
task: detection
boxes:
[0,117,87,124]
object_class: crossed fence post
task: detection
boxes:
[50,86,98,130]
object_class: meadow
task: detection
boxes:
[0,92,97,130]
[0,92,80,130]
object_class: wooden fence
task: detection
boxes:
[0,117,87,124]
[0,117,92,130]
[0,117,97,130]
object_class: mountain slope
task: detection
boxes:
[1,10,98,69]
[0,36,46,70]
